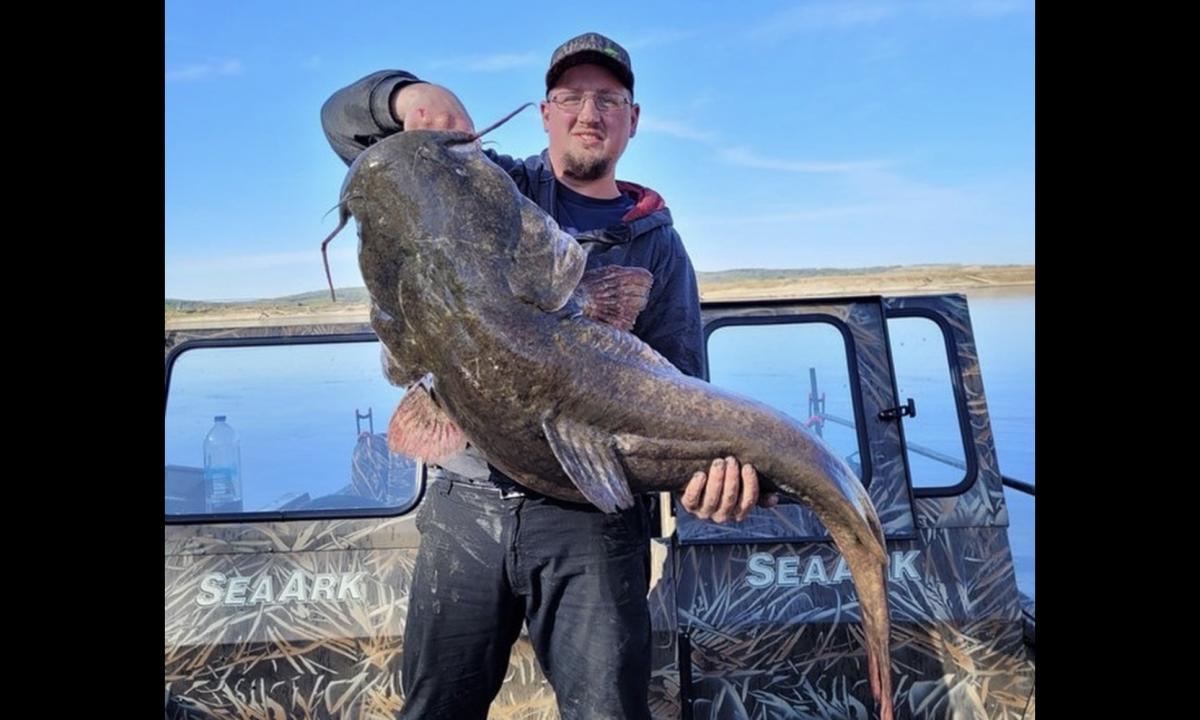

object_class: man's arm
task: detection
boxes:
[321,71,531,183]
[320,71,474,166]
[631,230,703,378]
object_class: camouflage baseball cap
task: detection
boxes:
[546,32,634,95]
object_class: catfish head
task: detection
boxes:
[345,130,525,312]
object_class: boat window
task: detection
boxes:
[706,319,869,486]
[165,341,420,520]
[887,316,970,489]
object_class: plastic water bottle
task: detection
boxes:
[203,415,243,512]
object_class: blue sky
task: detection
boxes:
[166,0,1034,301]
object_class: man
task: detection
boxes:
[321,31,777,720]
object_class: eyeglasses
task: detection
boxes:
[548,91,632,114]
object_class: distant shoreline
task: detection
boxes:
[166,264,1033,330]
[699,264,1033,301]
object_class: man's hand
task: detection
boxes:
[678,456,780,524]
[393,83,475,133]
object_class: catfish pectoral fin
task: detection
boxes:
[387,383,467,463]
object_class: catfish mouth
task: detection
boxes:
[437,130,482,156]
[446,136,479,155]
[420,101,540,164]
[445,102,537,148]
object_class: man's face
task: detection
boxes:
[541,64,640,184]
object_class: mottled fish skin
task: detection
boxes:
[336,129,894,720]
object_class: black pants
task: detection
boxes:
[399,479,653,720]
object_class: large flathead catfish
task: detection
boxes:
[326,128,894,720]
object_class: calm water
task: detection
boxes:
[965,289,1034,599]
